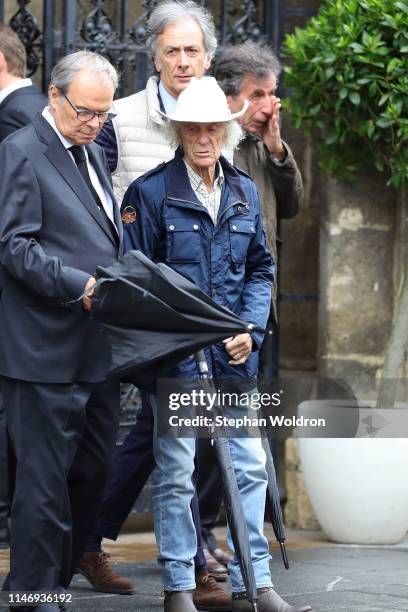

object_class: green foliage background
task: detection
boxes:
[283,0,408,188]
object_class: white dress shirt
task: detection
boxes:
[42,106,117,229]
[158,81,178,115]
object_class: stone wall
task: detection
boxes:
[275,1,404,531]
[319,173,396,388]
[284,438,320,530]
[279,126,319,372]
[284,170,400,529]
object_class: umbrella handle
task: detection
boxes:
[195,350,209,377]
[195,350,217,443]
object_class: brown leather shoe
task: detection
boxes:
[211,547,234,568]
[194,571,232,611]
[78,551,134,594]
[204,548,228,581]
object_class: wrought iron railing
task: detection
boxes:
[0,0,299,95]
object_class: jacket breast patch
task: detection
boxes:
[121,205,137,224]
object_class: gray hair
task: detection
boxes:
[50,50,118,94]
[211,41,281,97]
[166,120,243,152]
[146,0,217,65]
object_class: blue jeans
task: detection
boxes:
[150,391,273,592]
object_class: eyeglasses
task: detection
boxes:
[62,92,117,123]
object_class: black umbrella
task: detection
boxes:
[86,250,268,610]
[262,437,289,569]
[195,351,259,612]
[89,250,265,386]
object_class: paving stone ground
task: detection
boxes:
[2,539,408,611]
[75,544,408,612]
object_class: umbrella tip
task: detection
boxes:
[280,542,290,570]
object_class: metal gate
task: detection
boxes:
[0,0,316,96]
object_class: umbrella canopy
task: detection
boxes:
[90,250,265,386]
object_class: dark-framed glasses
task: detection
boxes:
[62,92,117,123]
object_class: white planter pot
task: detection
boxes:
[297,401,408,544]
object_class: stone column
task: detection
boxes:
[284,170,397,529]
[319,172,396,389]
[284,438,320,530]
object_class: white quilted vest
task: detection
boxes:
[111,76,175,202]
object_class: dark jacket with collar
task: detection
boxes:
[0,84,47,143]
[121,147,274,386]
[234,134,303,322]
[0,113,123,383]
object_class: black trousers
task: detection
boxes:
[0,393,10,528]
[1,376,120,593]
[95,393,156,540]
[94,392,206,570]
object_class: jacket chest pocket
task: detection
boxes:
[165,218,201,263]
[229,219,256,263]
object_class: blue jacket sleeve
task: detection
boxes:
[120,179,161,258]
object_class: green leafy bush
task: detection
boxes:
[283,0,408,188]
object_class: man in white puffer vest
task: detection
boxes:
[96,0,215,203]
[82,3,234,612]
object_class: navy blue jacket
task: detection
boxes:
[121,148,274,385]
[0,114,123,383]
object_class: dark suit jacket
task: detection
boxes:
[0,113,123,383]
[0,84,47,143]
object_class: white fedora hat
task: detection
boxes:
[158,76,248,123]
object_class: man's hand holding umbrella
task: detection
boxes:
[83,276,96,311]
[223,334,253,365]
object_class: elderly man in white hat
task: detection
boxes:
[120,77,312,612]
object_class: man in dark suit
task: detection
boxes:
[0,24,47,142]
[0,50,122,611]
[0,24,48,549]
